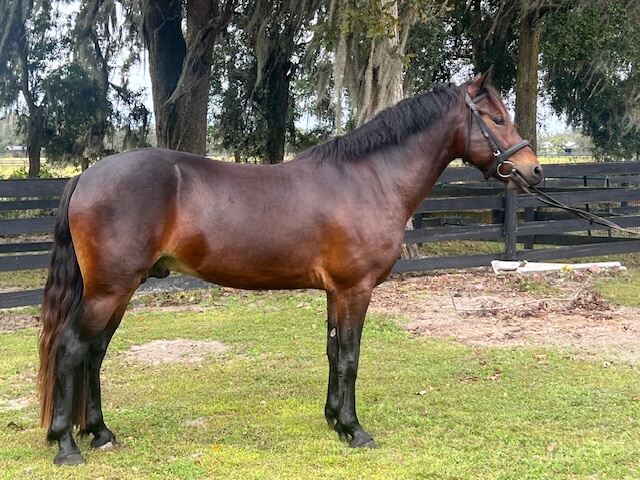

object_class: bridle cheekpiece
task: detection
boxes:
[462,89,531,181]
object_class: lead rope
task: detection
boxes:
[510,171,640,237]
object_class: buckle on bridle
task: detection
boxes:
[493,150,501,157]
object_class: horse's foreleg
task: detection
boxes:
[83,305,126,450]
[324,294,341,432]
[334,287,376,448]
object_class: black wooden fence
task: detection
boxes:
[1,161,640,308]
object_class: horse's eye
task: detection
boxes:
[494,116,505,125]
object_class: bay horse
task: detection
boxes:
[38,69,542,465]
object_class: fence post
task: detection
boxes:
[503,187,518,260]
[522,206,535,249]
[413,212,423,230]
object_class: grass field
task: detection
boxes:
[1,288,639,479]
[596,267,640,307]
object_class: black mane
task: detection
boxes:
[311,84,462,161]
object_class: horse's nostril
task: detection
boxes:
[533,165,543,177]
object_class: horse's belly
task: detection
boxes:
[165,242,323,290]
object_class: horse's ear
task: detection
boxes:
[467,66,494,96]
[481,65,494,88]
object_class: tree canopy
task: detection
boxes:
[0,0,638,177]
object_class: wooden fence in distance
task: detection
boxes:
[1,161,640,308]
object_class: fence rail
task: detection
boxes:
[2,160,640,308]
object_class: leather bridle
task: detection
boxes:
[459,88,639,239]
[462,89,531,182]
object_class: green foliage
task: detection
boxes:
[443,0,518,93]
[43,63,109,162]
[288,126,333,153]
[542,0,640,159]
[209,35,267,160]
[209,1,321,161]
[538,131,594,154]
[0,0,60,107]
[0,0,149,172]
[7,166,54,179]
[404,19,451,94]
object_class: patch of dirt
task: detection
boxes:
[120,339,229,365]
[0,314,38,332]
[371,270,640,364]
[0,397,31,412]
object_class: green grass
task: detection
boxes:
[509,276,563,296]
[0,268,47,291]
[1,290,639,479]
[596,268,640,307]
[417,240,504,257]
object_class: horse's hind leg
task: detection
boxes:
[83,304,127,449]
[49,291,134,465]
[48,325,92,465]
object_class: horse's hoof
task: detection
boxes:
[90,432,118,449]
[349,433,377,449]
[54,452,85,466]
[97,440,119,450]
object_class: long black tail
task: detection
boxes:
[38,175,85,430]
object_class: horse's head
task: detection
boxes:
[456,67,543,187]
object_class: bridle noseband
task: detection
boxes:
[462,90,531,181]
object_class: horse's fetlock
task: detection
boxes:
[48,419,70,442]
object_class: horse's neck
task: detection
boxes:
[367,116,458,220]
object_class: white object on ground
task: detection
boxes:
[491,260,626,275]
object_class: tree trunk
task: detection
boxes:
[16,14,43,178]
[143,0,187,150]
[262,57,292,164]
[142,0,233,155]
[27,142,41,178]
[515,10,542,153]
[26,107,43,178]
